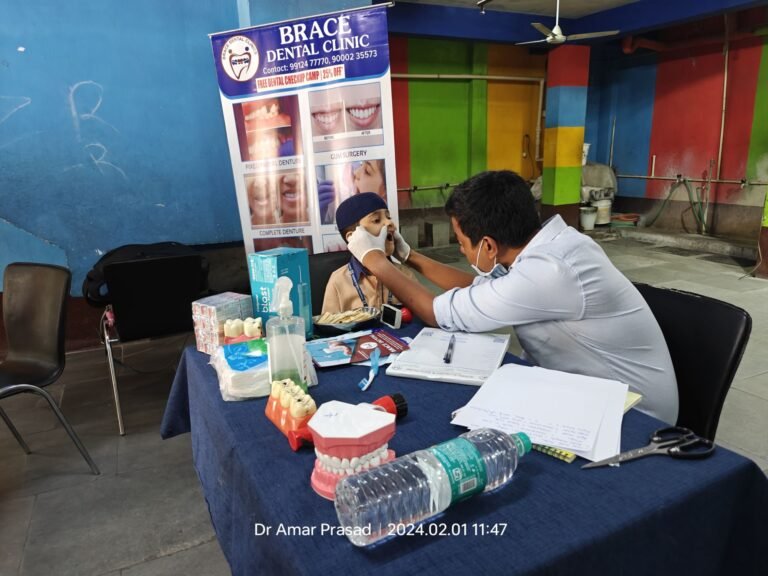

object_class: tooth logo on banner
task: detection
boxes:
[221,35,259,82]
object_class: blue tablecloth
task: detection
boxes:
[162,334,768,576]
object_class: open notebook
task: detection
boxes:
[386,328,510,386]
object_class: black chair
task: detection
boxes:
[634,283,752,440]
[0,263,100,474]
[101,254,206,435]
[308,251,350,316]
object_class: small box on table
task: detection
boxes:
[192,292,253,355]
[247,247,312,338]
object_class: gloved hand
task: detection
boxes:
[317,180,335,221]
[393,230,411,263]
[347,226,388,267]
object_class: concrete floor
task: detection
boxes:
[1,236,767,575]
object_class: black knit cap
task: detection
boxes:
[335,192,388,233]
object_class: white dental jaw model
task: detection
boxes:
[308,400,396,500]
[223,317,263,342]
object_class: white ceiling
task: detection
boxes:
[401,0,641,19]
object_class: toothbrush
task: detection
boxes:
[358,347,381,392]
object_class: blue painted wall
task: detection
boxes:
[585,47,657,197]
[0,219,68,276]
[0,1,240,293]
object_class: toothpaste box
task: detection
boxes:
[191,292,253,355]
[247,247,312,338]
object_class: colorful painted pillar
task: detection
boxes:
[750,42,768,278]
[541,45,590,227]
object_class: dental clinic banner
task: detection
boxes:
[210,5,398,255]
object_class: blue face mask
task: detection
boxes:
[471,239,509,279]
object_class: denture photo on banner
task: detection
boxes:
[253,236,314,254]
[234,95,302,161]
[309,82,384,153]
[321,233,348,253]
[316,158,388,224]
[245,170,309,227]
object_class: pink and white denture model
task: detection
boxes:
[307,398,405,500]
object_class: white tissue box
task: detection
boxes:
[210,339,271,401]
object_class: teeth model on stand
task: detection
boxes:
[307,401,397,500]
[223,317,263,343]
[265,379,317,436]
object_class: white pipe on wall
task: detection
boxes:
[717,16,730,183]
[390,73,544,82]
[616,174,767,186]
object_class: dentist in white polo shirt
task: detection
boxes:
[347,170,678,424]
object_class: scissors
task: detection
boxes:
[582,426,715,469]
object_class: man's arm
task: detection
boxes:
[392,229,473,291]
[404,251,474,291]
[363,251,438,326]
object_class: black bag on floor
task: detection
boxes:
[82,242,209,308]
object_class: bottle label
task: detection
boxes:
[429,438,487,504]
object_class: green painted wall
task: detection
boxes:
[469,44,488,176]
[747,42,768,226]
[407,38,487,207]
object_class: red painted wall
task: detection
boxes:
[647,44,725,199]
[548,45,590,87]
[647,38,763,201]
[716,36,763,203]
[389,35,412,209]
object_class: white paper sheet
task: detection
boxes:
[451,364,628,460]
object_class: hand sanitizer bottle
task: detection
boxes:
[266,277,307,392]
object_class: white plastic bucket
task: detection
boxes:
[593,199,612,225]
[579,206,598,231]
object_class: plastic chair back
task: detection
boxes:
[634,283,751,440]
[3,263,70,382]
[308,251,350,316]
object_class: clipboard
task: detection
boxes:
[385,328,510,386]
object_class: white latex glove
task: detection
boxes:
[347,225,387,266]
[393,230,411,263]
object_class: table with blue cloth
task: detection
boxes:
[161,327,768,576]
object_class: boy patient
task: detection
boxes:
[322,192,415,314]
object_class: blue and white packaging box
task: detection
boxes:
[247,247,312,338]
[192,292,253,355]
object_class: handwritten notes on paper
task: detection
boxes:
[451,364,628,461]
[459,406,596,451]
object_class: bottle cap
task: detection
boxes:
[272,276,294,317]
[371,393,408,420]
[512,432,532,457]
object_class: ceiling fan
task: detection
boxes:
[516,0,620,46]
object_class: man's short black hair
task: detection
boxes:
[445,170,540,247]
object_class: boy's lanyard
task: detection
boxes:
[348,262,394,307]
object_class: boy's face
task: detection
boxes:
[347,208,395,256]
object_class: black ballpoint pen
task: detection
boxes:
[443,334,456,364]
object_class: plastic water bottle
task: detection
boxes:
[334,429,531,546]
